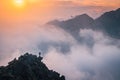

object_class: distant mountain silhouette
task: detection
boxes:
[48,8,120,39]
[47,14,94,41]
[95,8,120,38]
[0,53,65,80]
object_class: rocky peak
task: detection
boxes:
[72,14,94,21]
[0,53,65,80]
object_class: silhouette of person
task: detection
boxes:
[39,52,41,57]
[38,52,43,61]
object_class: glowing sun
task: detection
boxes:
[13,0,26,7]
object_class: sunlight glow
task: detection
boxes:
[13,0,25,7]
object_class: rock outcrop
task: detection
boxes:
[0,53,65,80]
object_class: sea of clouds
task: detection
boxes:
[0,23,120,80]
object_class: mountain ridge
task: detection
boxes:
[47,8,120,39]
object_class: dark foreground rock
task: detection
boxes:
[0,53,65,80]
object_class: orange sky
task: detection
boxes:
[0,0,120,66]
[74,0,120,7]
[0,0,120,23]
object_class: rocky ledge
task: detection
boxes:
[0,53,65,80]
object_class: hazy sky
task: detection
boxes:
[0,0,120,23]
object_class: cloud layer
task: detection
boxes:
[43,29,120,80]
[0,22,120,80]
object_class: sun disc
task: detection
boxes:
[14,0,25,7]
